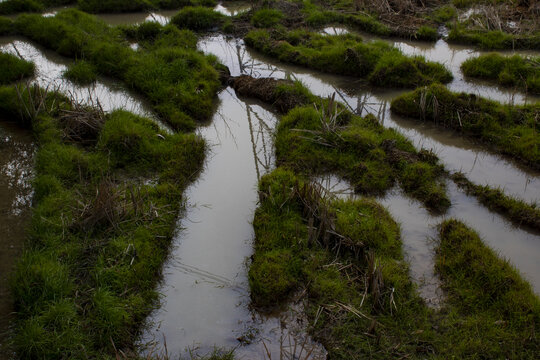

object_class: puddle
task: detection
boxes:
[214,1,252,17]
[199,34,540,203]
[140,89,326,358]
[0,122,35,358]
[313,175,540,304]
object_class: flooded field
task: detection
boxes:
[0,1,538,358]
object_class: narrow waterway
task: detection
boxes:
[0,122,35,358]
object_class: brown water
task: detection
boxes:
[140,89,326,358]
[0,122,35,358]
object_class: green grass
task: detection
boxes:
[0,52,35,84]
[244,28,452,88]
[251,8,284,28]
[63,60,97,85]
[448,25,540,50]
[12,10,222,131]
[77,0,216,13]
[1,82,207,358]
[461,53,540,94]
[435,219,540,357]
[0,16,14,35]
[451,172,540,229]
[391,83,540,169]
[171,6,225,31]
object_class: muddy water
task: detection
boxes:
[141,89,326,358]
[200,34,540,203]
[0,122,35,358]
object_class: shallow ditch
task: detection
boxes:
[0,122,35,358]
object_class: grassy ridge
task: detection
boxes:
[451,172,540,230]
[461,53,540,94]
[391,83,540,169]
[0,0,74,15]
[0,52,35,84]
[0,83,206,357]
[244,28,452,88]
[12,10,221,131]
[251,168,435,358]
[435,219,540,357]
[231,76,450,212]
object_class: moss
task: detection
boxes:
[251,8,284,28]
[431,4,457,23]
[63,60,97,85]
[2,84,206,357]
[451,172,540,229]
[244,28,452,88]
[461,53,540,94]
[435,219,540,357]
[0,52,35,84]
[77,0,215,13]
[391,83,540,169]
[171,6,225,31]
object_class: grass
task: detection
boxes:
[451,172,540,230]
[77,0,216,14]
[0,52,35,84]
[251,8,284,28]
[230,75,450,212]
[244,28,452,88]
[391,83,540,169]
[63,60,98,85]
[461,53,540,94]
[12,10,222,131]
[448,25,540,50]
[170,6,225,31]
[435,219,540,358]
[0,82,207,358]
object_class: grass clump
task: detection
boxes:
[244,29,452,88]
[0,0,74,15]
[1,83,206,357]
[171,6,225,31]
[451,172,540,229]
[63,60,97,85]
[251,8,284,28]
[391,83,540,169]
[0,52,35,84]
[435,219,540,357]
[461,53,540,94]
[0,16,14,35]
[13,10,222,131]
